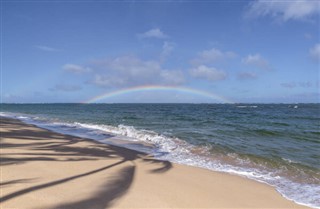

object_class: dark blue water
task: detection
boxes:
[1,103,319,208]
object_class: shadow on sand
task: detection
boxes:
[0,117,172,209]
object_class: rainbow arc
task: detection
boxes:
[83,85,234,103]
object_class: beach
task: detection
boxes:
[0,116,311,209]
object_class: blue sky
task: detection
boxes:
[1,0,320,103]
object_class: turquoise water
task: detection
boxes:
[1,103,319,208]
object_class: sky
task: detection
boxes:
[1,0,320,103]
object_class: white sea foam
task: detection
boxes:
[1,111,319,209]
[0,112,10,117]
[236,105,258,108]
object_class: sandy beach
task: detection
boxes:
[0,117,310,209]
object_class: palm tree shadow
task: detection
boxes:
[0,159,126,203]
[1,117,173,209]
[0,178,35,187]
[143,158,173,173]
[48,166,136,209]
[50,157,174,209]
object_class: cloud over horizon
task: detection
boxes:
[49,84,82,92]
[65,56,185,88]
[138,28,168,39]
[246,0,320,22]
[191,48,236,66]
[281,81,313,89]
[237,71,257,80]
[63,64,92,74]
[4,2,318,103]
[242,54,272,71]
[160,41,175,62]
[189,65,227,81]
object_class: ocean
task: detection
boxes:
[1,103,319,208]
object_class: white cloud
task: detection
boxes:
[237,71,257,80]
[88,56,185,87]
[63,64,91,74]
[35,45,59,52]
[160,41,175,62]
[138,28,168,39]
[92,74,127,87]
[191,48,236,65]
[2,93,21,101]
[242,54,271,71]
[189,65,227,81]
[104,56,161,78]
[49,84,82,92]
[160,70,185,85]
[246,0,320,22]
[309,43,320,61]
[281,81,313,88]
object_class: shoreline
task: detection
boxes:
[1,116,311,208]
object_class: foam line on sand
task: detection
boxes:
[0,117,310,209]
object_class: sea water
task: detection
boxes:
[1,103,319,208]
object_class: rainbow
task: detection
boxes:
[83,85,234,103]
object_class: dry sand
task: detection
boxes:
[0,117,310,209]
